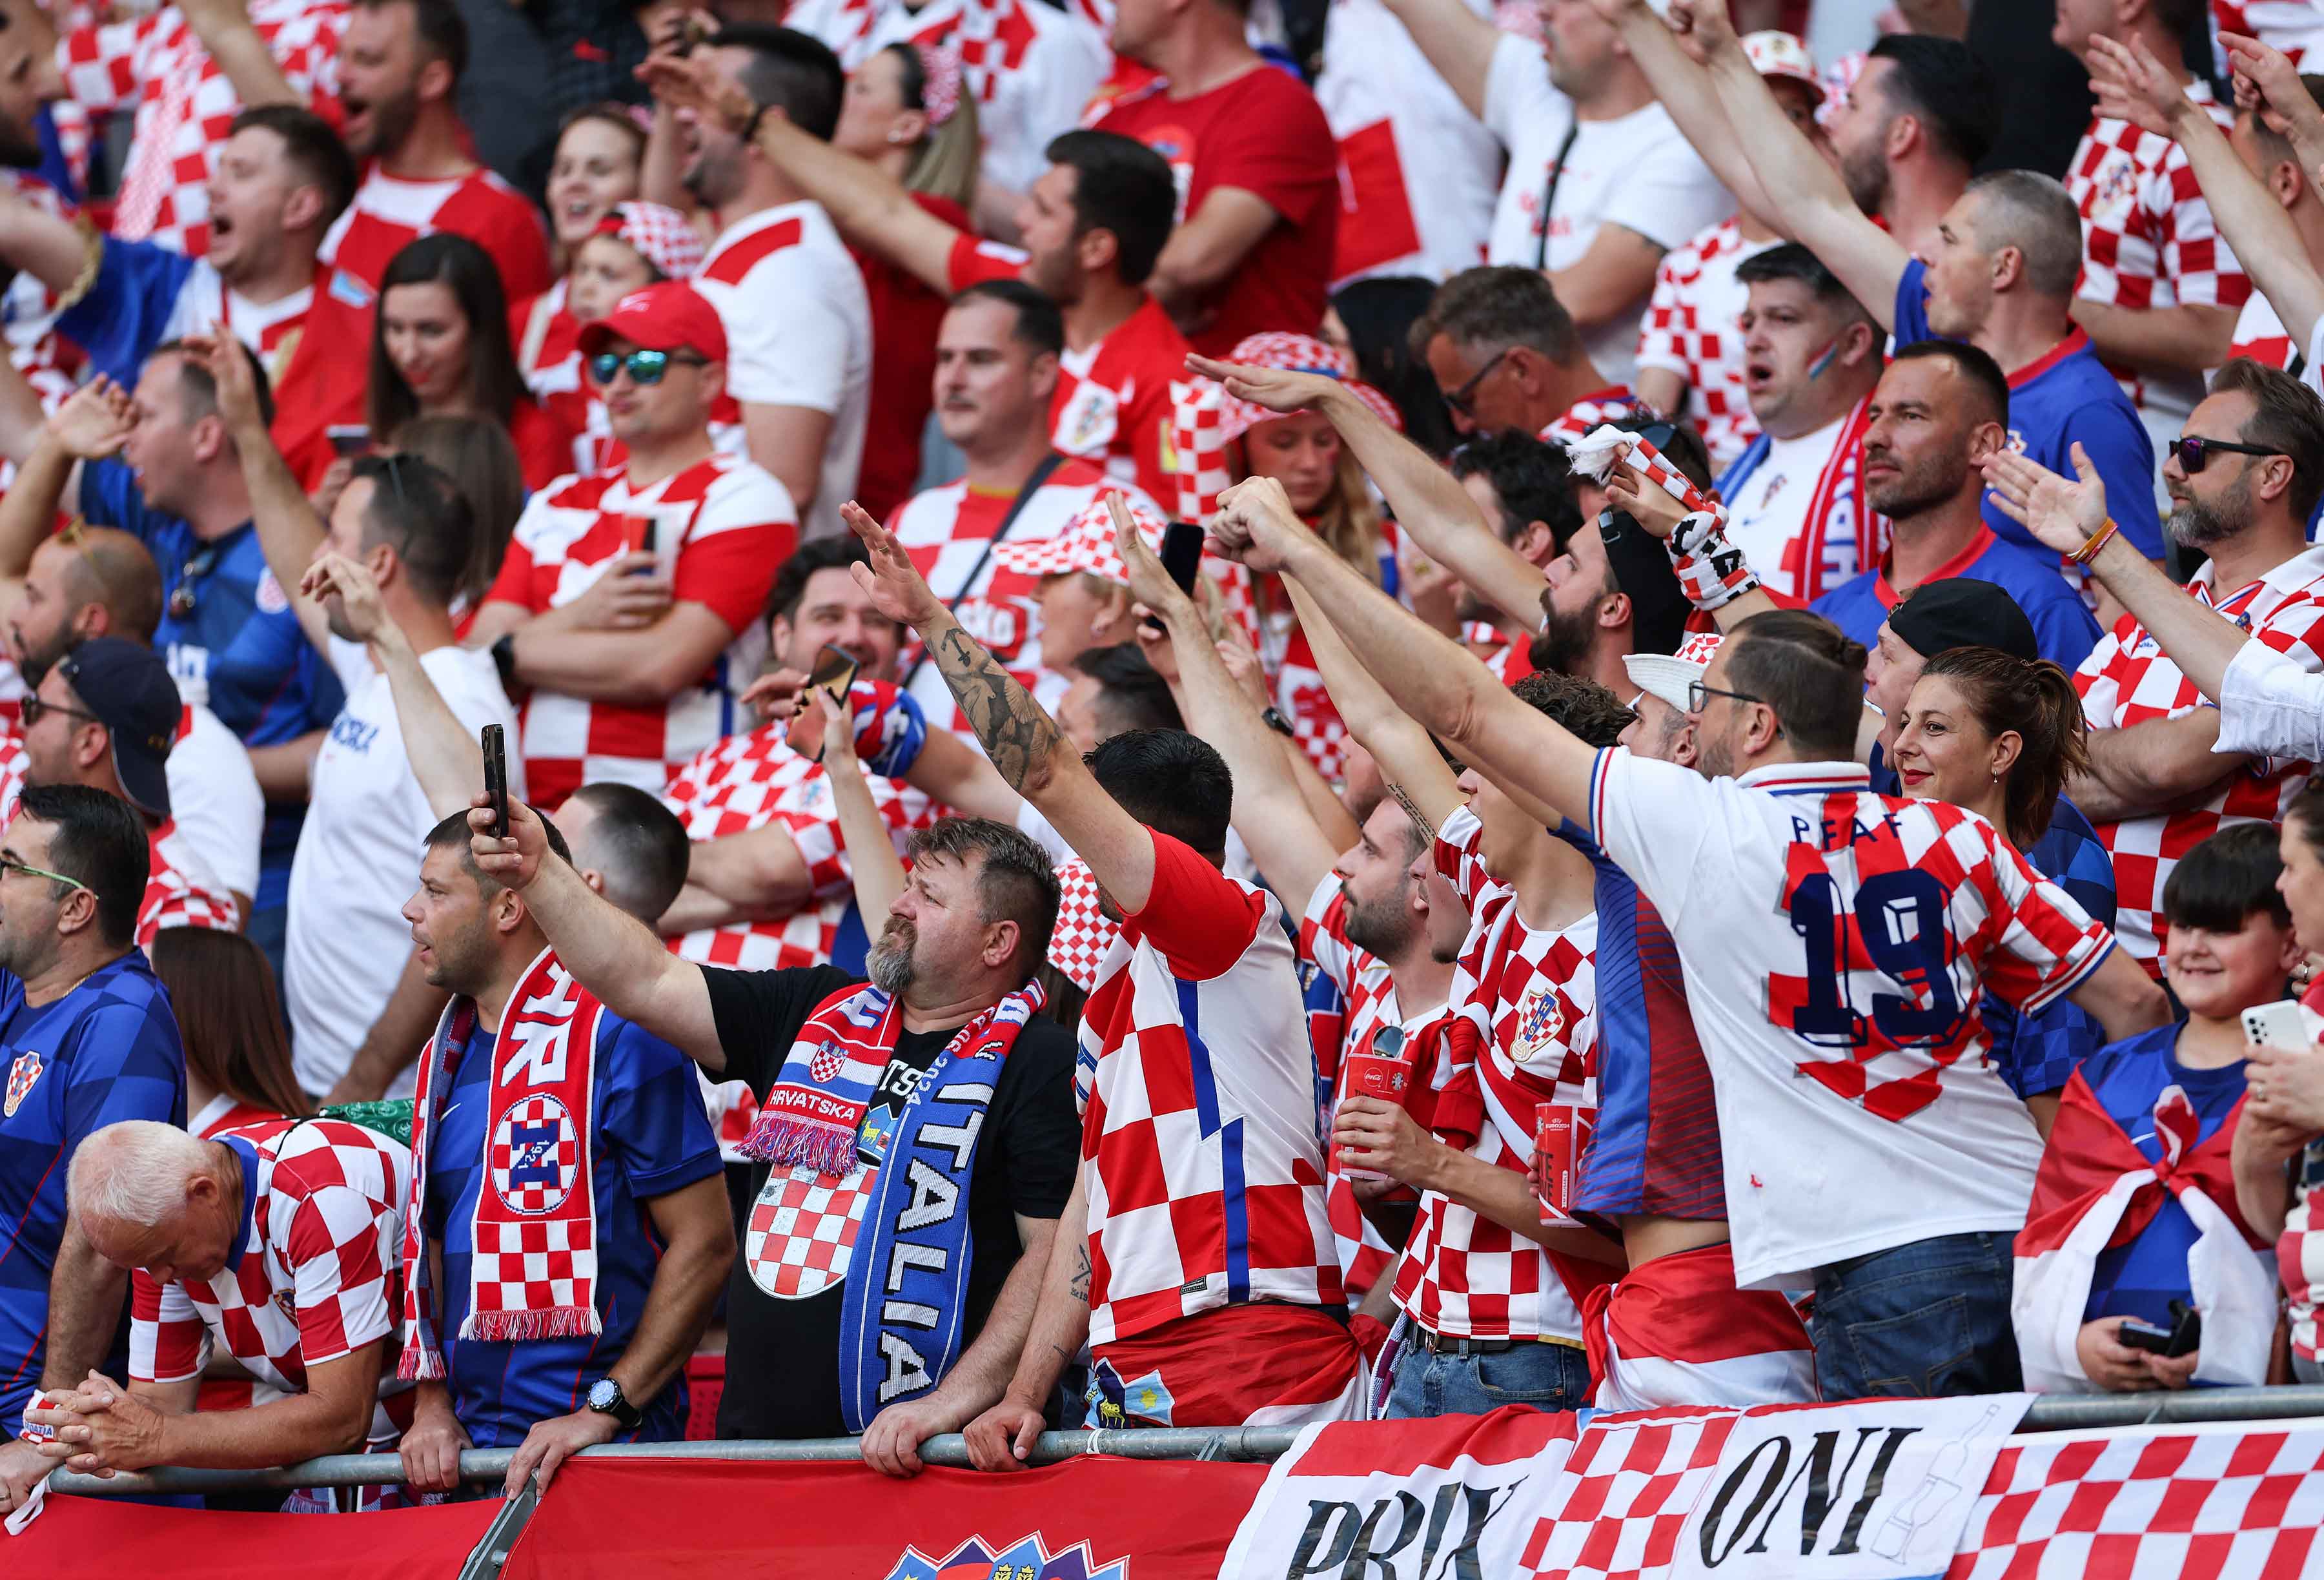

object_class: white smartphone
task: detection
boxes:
[2241,998,2310,1054]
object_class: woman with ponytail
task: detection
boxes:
[1890,644,2115,1134]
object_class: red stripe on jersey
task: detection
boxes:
[701,218,805,285]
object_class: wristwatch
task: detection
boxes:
[585,1377,642,1430]
[1261,706,1297,738]
[490,631,521,695]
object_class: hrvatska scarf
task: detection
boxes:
[400,948,604,1379]
[739,978,1045,1430]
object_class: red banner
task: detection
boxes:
[497,1453,1270,1580]
[13,1491,498,1579]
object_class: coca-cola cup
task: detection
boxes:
[1531,1102,1593,1223]
[1337,1025,1411,1182]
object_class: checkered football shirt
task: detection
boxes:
[1538,387,1643,451]
[1048,857,1121,992]
[2066,83,2251,416]
[1387,805,1602,1340]
[2075,544,2324,969]
[485,454,793,806]
[130,1121,411,1442]
[58,0,346,257]
[139,817,241,947]
[1633,219,1775,473]
[1076,831,1338,1347]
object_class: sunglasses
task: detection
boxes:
[1442,347,1510,422]
[589,349,709,387]
[2174,435,2284,473]
[19,693,104,731]
[0,852,92,894]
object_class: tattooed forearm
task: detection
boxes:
[1069,1243,1090,1304]
[934,620,1066,792]
[1386,779,1436,843]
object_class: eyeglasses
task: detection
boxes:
[1687,680,1767,715]
[589,349,709,387]
[1441,347,1510,422]
[19,693,104,731]
[2174,435,2285,473]
[0,853,92,894]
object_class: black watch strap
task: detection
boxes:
[491,631,520,695]
[589,1377,642,1429]
[1261,706,1296,738]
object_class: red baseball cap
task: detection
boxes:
[576,282,729,364]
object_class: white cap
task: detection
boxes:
[1743,30,1820,93]
[1622,629,1726,712]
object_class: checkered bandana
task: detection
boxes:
[1566,424,1724,522]
[915,42,964,125]
[989,490,1168,585]
[400,947,605,1378]
[1172,333,1404,521]
[598,202,707,282]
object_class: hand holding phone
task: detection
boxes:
[785,644,860,762]
[482,724,509,840]
[2241,998,2310,1054]
[1142,520,1207,633]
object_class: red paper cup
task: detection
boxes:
[1532,1102,1593,1222]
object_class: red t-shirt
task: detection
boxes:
[1094,64,1339,354]
[855,192,970,523]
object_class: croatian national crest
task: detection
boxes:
[810,1042,846,1084]
[488,1094,580,1215]
[881,1533,1128,1580]
[4,1052,43,1118]
[1515,985,1566,1065]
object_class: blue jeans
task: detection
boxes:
[1808,1231,2021,1400]
[1383,1337,1591,1419]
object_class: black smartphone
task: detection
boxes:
[2117,1302,2201,1359]
[326,424,371,457]
[631,517,660,572]
[2115,1318,2176,1356]
[784,643,860,761]
[1143,520,1207,633]
[482,724,509,840]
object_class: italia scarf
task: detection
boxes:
[739,978,1045,1430]
[400,948,604,1380]
[2012,1065,2275,1392]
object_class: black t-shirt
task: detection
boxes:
[702,964,1081,1439]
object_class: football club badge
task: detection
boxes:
[1514,985,1566,1067]
[882,1533,1128,1580]
[487,1094,580,1215]
[4,1052,45,1118]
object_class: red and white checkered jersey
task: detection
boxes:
[2066,83,2251,420]
[319,167,554,303]
[2230,291,2299,373]
[130,1120,413,1446]
[889,460,1157,733]
[1316,0,1503,286]
[1076,832,1337,1346]
[139,816,241,948]
[2210,1,2324,67]
[1048,857,1121,992]
[1538,387,1642,451]
[695,201,872,542]
[1388,805,1602,1339]
[2076,544,2324,968]
[662,719,938,972]
[1,172,83,431]
[1634,218,1777,472]
[1587,753,2114,1290]
[57,0,345,256]
[485,454,794,806]
[780,0,1107,195]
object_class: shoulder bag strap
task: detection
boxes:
[900,451,1067,688]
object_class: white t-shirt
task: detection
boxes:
[1586,752,2114,1290]
[167,704,263,901]
[1482,32,1735,385]
[1722,412,1852,602]
[695,201,872,541]
[285,641,522,1100]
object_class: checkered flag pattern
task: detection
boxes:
[1048,858,1121,992]
[744,1164,875,1299]
[1173,378,1236,523]
[1946,1423,2324,1579]
[1518,1409,1740,1580]
[990,492,1168,585]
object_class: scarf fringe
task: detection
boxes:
[397,1337,448,1382]
[465,1306,603,1344]
[736,1112,860,1175]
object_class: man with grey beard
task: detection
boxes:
[461,801,1079,1470]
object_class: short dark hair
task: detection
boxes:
[906,817,1060,981]
[713,25,844,143]
[2247,76,2324,170]
[355,0,469,81]
[1733,243,1878,330]
[768,537,872,625]
[1723,608,1868,759]
[425,805,572,894]
[1868,34,1996,170]
[1449,431,1582,553]
[1963,170,2084,299]
[952,278,1066,359]
[1887,338,2010,429]
[1072,642,1183,737]
[2163,821,2292,934]
[562,783,690,923]
[152,338,275,431]
[351,453,473,608]
[229,105,359,232]
[2209,356,2324,521]
[1411,266,1582,365]
[1043,130,1177,287]
[1606,413,1715,493]
[1086,728,1233,857]
[15,783,150,949]
[370,232,522,438]
[1509,670,1635,747]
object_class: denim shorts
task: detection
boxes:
[1808,1231,2022,1400]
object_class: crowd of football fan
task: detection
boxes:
[0,0,2321,1517]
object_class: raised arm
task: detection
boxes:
[1688,0,1908,330]
[1377,0,1505,119]
[0,183,92,299]
[1186,354,1549,634]
[470,796,728,1069]
[198,333,329,653]
[820,688,908,925]
[0,382,134,586]
[1214,477,1601,825]
[844,502,1160,911]
[1588,0,1783,236]
[176,0,301,109]
[1278,575,1464,834]
[301,553,485,820]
